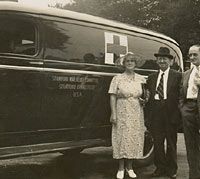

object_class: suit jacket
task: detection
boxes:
[146,69,182,126]
[179,69,192,104]
[179,68,200,128]
[179,68,200,104]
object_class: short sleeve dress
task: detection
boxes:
[108,73,146,159]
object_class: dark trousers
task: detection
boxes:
[151,100,178,175]
[181,100,200,179]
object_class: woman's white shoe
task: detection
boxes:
[116,170,124,179]
[126,168,137,178]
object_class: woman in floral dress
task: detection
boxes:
[108,52,146,179]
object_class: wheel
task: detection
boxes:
[133,130,154,168]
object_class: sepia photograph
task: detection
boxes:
[0,0,200,178]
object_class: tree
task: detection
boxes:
[63,0,200,61]
[150,0,200,58]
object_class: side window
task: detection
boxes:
[128,36,181,71]
[0,17,37,56]
[44,21,105,64]
[43,20,182,72]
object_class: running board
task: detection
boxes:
[0,139,110,160]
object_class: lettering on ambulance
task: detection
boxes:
[104,32,128,64]
[52,75,99,97]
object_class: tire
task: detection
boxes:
[133,130,154,168]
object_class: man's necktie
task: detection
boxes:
[156,73,164,99]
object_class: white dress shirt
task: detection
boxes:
[187,65,200,99]
[154,68,170,100]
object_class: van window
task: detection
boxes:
[44,21,181,71]
[44,21,105,64]
[0,17,37,56]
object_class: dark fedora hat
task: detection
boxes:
[154,47,173,59]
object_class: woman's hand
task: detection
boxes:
[145,90,150,101]
[139,97,146,107]
[110,114,117,125]
[139,88,150,107]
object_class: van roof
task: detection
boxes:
[0,1,178,46]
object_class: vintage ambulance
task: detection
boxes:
[0,2,183,165]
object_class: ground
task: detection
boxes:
[0,133,189,179]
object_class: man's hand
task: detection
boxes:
[194,72,200,86]
[194,77,200,86]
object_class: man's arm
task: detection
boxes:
[178,72,185,109]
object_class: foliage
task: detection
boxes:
[63,0,200,62]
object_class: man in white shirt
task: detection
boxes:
[179,44,200,179]
[147,47,182,179]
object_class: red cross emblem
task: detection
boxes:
[105,32,128,64]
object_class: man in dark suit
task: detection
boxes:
[179,44,200,179]
[146,47,182,179]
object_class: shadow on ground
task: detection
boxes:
[0,147,153,179]
[0,153,81,179]
[0,134,188,179]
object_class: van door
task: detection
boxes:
[0,14,44,146]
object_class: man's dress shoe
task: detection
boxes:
[168,173,177,179]
[152,169,166,177]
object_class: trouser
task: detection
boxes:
[151,100,178,175]
[181,100,200,179]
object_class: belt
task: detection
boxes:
[154,99,167,104]
[154,99,167,101]
[186,98,197,102]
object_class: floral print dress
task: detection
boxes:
[108,73,146,159]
